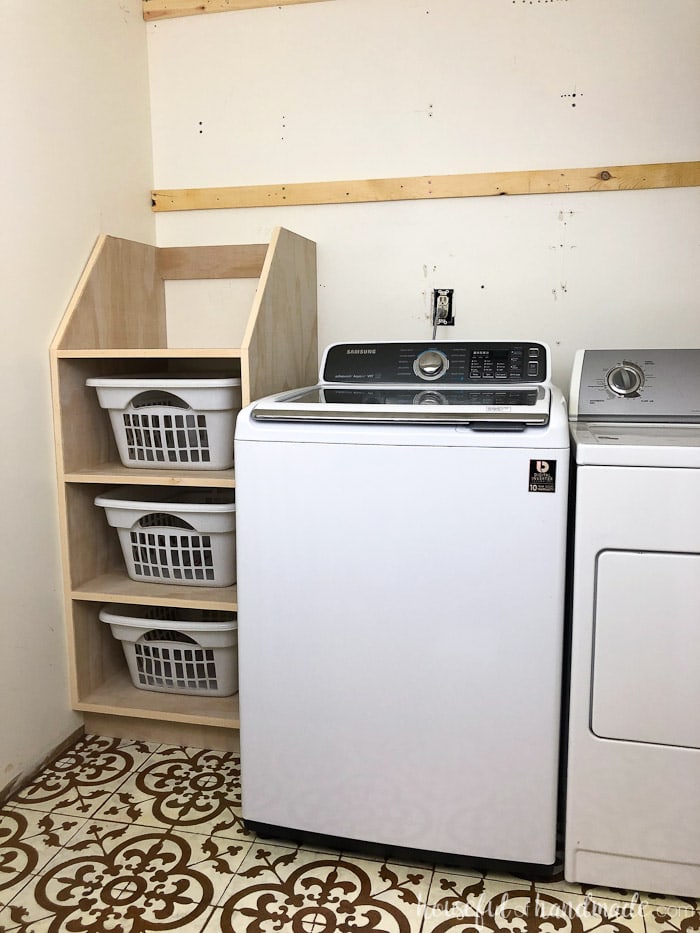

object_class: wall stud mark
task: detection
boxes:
[560,91,582,108]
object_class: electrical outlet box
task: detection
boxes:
[432,289,455,326]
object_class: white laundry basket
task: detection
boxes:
[86,376,242,470]
[99,604,238,696]
[95,487,236,586]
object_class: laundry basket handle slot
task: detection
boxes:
[130,390,190,410]
[136,513,195,530]
[141,629,199,644]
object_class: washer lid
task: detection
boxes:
[251,384,551,426]
[571,421,700,466]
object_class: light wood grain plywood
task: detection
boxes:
[55,237,166,350]
[157,243,267,280]
[72,601,125,702]
[66,485,126,588]
[65,465,235,487]
[56,348,245,359]
[72,573,238,611]
[52,231,316,743]
[57,358,148,474]
[84,712,240,750]
[79,669,239,728]
[243,227,318,405]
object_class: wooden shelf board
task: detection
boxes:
[152,160,700,212]
[55,348,245,359]
[72,573,238,611]
[76,668,239,728]
[65,465,235,487]
[51,230,318,748]
[143,0,333,20]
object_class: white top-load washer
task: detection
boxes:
[235,340,570,869]
[566,349,700,897]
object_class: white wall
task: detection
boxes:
[0,0,154,789]
[148,0,700,390]
[2,0,696,787]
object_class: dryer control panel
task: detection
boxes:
[322,341,548,385]
[571,348,700,423]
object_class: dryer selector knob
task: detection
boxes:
[606,362,644,396]
[414,349,449,380]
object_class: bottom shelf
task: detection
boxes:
[75,668,240,729]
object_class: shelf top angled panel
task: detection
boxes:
[52,236,167,352]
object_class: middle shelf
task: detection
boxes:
[72,573,237,610]
[65,466,235,488]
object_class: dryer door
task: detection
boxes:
[592,549,700,749]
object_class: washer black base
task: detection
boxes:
[244,820,563,882]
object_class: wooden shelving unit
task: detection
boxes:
[51,228,317,751]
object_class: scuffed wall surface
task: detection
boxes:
[0,0,154,788]
[148,0,700,390]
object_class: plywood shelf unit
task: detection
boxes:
[51,227,317,751]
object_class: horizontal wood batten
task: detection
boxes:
[152,161,700,212]
[157,243,267,279]
[143,0,333,20]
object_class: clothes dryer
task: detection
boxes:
[566,349,700,897]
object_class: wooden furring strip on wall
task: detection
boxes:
[143,0,333,20]
[151,161,700,212]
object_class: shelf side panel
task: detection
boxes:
[53,236,166,351]
[242,227,318,405]
[66,485,126,589]
[73,601,125,702]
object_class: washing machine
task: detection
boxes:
[235,340,570,868]
[565,348,700,897]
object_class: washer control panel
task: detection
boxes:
[605,361,645,397]
[322,341,548,385]
[571,348,700,422]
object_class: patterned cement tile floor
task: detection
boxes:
[0,734,698,933]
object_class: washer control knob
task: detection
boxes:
[414,390,446,405]
[414,349,449,381]
[606,362,644,396]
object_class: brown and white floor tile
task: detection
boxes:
[0,818,231,933]
[643,902,700,933]
[94,744,253,843]
[216,842,430,932]
[0,807,85,907]
[9,734,158,819]
[422,868,649,933]
[2,734,695,933]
